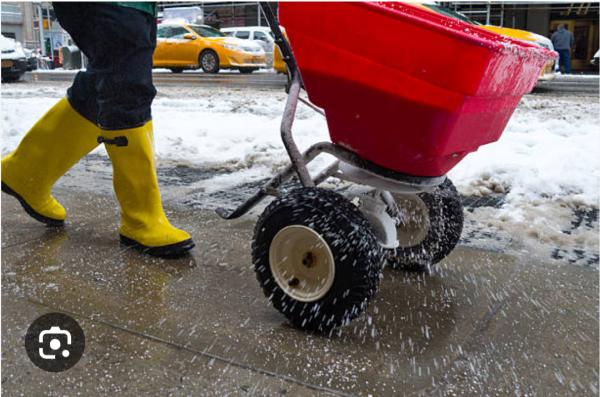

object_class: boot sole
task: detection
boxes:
[120,234,195,258]
[1,181,64,227]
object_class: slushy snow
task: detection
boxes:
[2,84,597,210]
[449,96,599,209]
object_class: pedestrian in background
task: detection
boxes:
[551,24,575,74]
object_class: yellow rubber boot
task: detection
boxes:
[1,98,100,226]
[99,122,194,257]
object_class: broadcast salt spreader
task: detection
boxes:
[216,2,556,332]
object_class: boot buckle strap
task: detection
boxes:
[97,136,128,147]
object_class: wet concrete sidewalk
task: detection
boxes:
[1,189,598,396]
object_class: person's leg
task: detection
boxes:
[83,4,156,130]
[1,3,100,226]
[53,3,100,124]
[86,5,193,256]
[564,50,572,74]
[558,50,570,74]
[557,50,564,73]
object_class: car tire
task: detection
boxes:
[1,74,21,83]
[239,68,257,74]
[199,50,219,74]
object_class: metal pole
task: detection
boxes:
[38,4,45,56]
[486,2,491,25]
[45,4,51,56]
[500,3,504,26]
[257,2,260,26]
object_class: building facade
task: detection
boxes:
[157,2,274,28]
[1,1,69,57]
[1,2,37,46]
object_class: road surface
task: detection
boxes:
[26,70,599,94]
[28,70,288,89]
[534,75,599,96]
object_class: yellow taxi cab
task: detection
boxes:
[273,45,286,74]
[420,3,557,81]
[153,23,267,74]
[272,27,288,75]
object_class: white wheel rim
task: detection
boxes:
[394,194,430,248]
[269,225,335,302]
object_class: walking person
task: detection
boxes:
[1,2,194,257]
[551,24,575,74]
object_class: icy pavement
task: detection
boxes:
[2,190,598,396]
[2,81,597,267]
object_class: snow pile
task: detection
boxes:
[152,90,334,192]
[449,96,600,211]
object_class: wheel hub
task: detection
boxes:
[394,194,430,247]
[269,225,335,302]
[202,54,216,70]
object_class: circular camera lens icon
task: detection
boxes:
[25,313,85,372]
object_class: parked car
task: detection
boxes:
[420,4,557,81]
[1,35,28,82]
[152,23,266,74]
[221,26,275,65]
[221,27,274,52]
[591,49,599,66]
[22,48,38,71]
[221,26,291,73]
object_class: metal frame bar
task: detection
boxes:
[260,2,312,186]
[281,75,313,187]
[216,3,445,220]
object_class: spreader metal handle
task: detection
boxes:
[216,3,446,221]
[260,2,313,187]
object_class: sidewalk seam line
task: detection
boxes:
[25,297,356,397]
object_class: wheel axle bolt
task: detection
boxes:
[288,277,300,287]
[302,252,314,267]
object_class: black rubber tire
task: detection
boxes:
[199,50,219,74]
[252,188,383,333]
[1,74,21,83]
[387,178,464,270]
[170,68,184,74]
[239,67,257,74]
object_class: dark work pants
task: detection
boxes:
[53,3,157,130]
[556,49,571,74]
